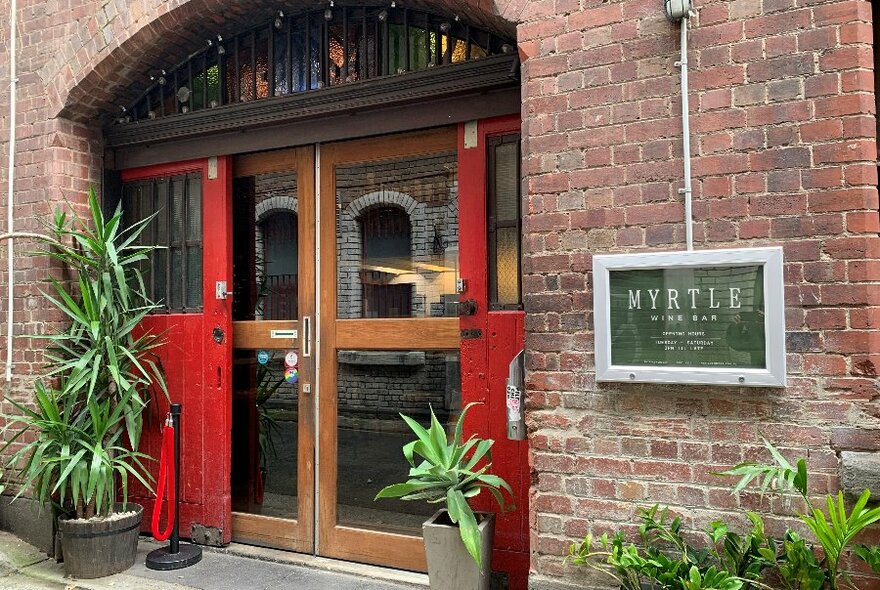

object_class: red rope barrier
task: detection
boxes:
[151,419,176,542]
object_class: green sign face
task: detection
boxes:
[608,265,766,369]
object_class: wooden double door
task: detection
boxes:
[125,122,527,582]
[230,128,463,570]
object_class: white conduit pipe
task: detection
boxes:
[5,0,17,381]
[678,14,694,252]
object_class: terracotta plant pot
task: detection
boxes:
[57,503,143,579]
[422,509,494,590]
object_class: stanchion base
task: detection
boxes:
[145,543,202,571]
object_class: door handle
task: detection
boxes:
[215,281,232,300]
[302,316,311,357]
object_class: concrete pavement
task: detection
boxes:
[0,531,428,590]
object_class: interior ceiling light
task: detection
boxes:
[324,0,334,20]
[274,10,284,29]
[378,9,387,21]
[216,35,225,55]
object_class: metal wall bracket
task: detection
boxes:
[460,329,482,339]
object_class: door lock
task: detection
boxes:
[458,299,478,316]
[212,327,225,344]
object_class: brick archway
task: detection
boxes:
[48,0,525,124]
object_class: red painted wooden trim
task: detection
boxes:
[122,156,233,544]
[201,154,234,543]
[458,114,527,590]
[120,159,206,181]
[479,114,521,138]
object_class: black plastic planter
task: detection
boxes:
[57,503,143,578]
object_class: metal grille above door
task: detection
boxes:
[117,7,515,125]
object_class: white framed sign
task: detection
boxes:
[593,247,786,387]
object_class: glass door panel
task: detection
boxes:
[231,347,300,519]
[335,349,461,535]
[230,148,315,553]
[318,128,461,571]
[335,151,459,319]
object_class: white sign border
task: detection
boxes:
[593,247,787,388]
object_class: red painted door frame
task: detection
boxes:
[458,115,528,590]
[114,126,526,574]
[120,157,234,543]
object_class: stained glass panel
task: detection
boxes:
[309,16,322,89]
[124,7,515,122]
[290,15,307,92]
[256,30,270,99]
[388,24,406,74]
[273,26,288,96]
[238,34,255,102]
[328,23,345,85]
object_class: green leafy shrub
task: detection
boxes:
[567,438,880,590]
[721,438,880,589]
[1,188,167,519]
[567,506,747,590]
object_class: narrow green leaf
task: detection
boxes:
[447,488,482,566]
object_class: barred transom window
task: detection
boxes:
[119,6,515,124]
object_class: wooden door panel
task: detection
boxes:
[318,128,460,571]
[231,320,299,349]
[458,116,529,590]
[229,146,315,553]
[122,157,233,544]
[335,319,459,350]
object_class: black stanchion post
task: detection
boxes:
[146,403,203,570]
[170,403,181,555]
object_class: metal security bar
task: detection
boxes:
[122,174,203,312]
[119,6,515,124]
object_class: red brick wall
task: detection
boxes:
[0,0,103,412]
[1,0,880,588]
[517,0,880,587]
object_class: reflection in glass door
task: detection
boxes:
[227,131,463,570]
[319,128,462,571]
[230,148,315,553]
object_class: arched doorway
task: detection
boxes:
[108,3,525,586]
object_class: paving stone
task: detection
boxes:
[0,532,420,590]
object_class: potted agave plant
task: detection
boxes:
[375,403,513,590]
[0,188,167,578]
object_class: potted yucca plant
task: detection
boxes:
[375,403,512,590]
[0,188,167,578]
